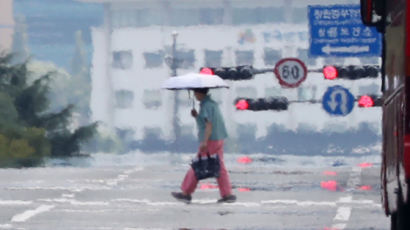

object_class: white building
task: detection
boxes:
[78,0,381,148]
[0,0,14,52]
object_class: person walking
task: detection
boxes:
[171,88,236,204]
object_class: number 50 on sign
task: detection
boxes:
[274,58,307,88]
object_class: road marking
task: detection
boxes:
[11,205,54,223]
[329,166,364,230]
[105,167,143,187]
[261,200,336,207]
[110,198,379,208]
[39,198,109,206]
[0,200,32,206]
[0,224,13,229]
[334,206,351,221]
[62,193,75,198]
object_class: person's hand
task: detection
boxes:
[191,109,198,118]
[199,141,207,153]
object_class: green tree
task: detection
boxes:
[0,54,97,167]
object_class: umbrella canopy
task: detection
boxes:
[161,72,229,90]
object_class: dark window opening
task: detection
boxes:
[115,90,134,109]
[264,48,282,66]
[177,49,196,69]
[235,50,254,66]
[204,49,223,67]
[144,51,164,68]
[112,50,133,69]
[199,8,224,25]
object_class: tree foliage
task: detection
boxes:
[0,54,97,167]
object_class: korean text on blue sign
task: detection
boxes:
[308,5,381,57]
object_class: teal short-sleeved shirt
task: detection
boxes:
[196,95,228,142]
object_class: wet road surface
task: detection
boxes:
[0,153,389,230]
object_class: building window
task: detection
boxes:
[199,8,223,25]
[204,50,223,67]
[116,128,135,142]
[112,9,162,28]
[235,50,254,66]
[177,49,196,69]
[360,57,380,65]
[112,50,133,69]
[143,89,162,109]
[324,57,345,66]
[112,10,136,28]
[264,48,281,66]
[115,90,134,109]
[144,127,162,138]
[232,7,284,25]
[297,86,317,101]
[236,86,257,98]
[265,87,281,98]
[297,48,316,67]
[291,8,307,23]
[359,84,379,95]
[170,9,200,26]
[144,51,164,68]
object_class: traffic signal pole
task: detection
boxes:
[167,31,182,151]
[251,67,274,75]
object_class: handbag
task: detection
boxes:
[191,153,220,180]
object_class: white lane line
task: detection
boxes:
[262,200,336,207]
[0,224,13,229]
[38,198,109,206]
[62,193,75,198]
[105,167,143,187]
[0,200,32,205]
[11,205,55,223]
[334,206,352,221]
[330,166,363,230]
[110,198,379,208]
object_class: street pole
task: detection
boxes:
[170,31,181,151]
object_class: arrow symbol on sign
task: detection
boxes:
[322,44,370,55]
[328,89,348,114]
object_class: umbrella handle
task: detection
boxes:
[188,90,195,109]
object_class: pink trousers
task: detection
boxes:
[181,140,232,197]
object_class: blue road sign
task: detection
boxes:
[308,5,382,57]
[322,85,355,116]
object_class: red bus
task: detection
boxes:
[361,0,410,229]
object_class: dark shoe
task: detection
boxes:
[171,192,192,204]
[217,194,236,203]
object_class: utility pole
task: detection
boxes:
[166,31,181,151]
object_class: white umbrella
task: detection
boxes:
[161,72,229,90]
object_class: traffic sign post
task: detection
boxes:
[308,5,381,57]
[274,58,307,88]
[322,85,355,116]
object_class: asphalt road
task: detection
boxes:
[0,153,389,230]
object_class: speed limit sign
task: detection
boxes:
[274,58,307,88]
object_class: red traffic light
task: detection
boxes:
[200,67,214,75]
[323,65,338,80]
[235,99,249,110]
[358,95,375,107]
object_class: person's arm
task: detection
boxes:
[199,121,212,153]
